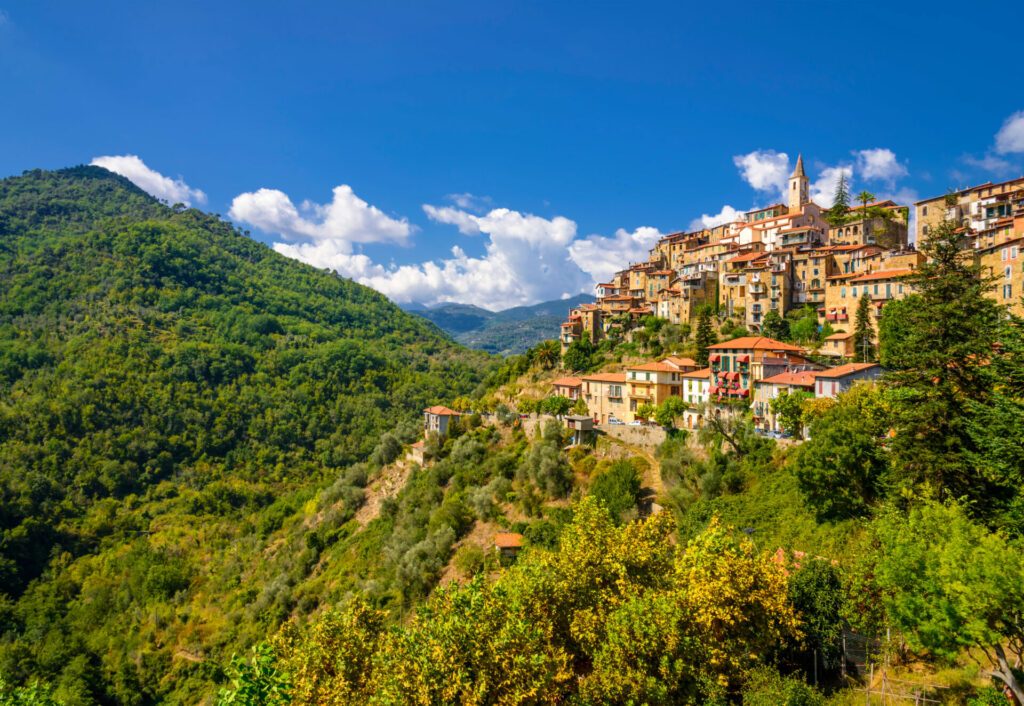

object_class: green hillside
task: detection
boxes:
[0,167,492,703]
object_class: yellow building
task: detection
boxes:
[625,361,684,416]
[581,372,628,424]
[915,177,1024,242]
[976,235,1024,315]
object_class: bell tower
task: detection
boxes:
[788,153,809,211]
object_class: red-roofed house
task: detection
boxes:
[821,332,855,359]
[814,363,882,398]
[752,370,819,433]
[551,376,583,400]
[424,405,461,437]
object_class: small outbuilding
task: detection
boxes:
[564,415,595,446]
[493,532,524,559]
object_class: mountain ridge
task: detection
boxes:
[407,293,595,354]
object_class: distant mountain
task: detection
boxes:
[408,293,595,355]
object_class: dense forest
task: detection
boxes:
[1,167,1023,706]
[0,167,492,703]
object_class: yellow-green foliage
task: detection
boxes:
[279,499,799,704]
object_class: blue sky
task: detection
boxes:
[1,1,1023,310]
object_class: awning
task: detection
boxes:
[737,355,750,363]
[709,354,720,363]
[739,389,750,397]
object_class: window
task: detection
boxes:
[841,287,846,297]
[1004,285,1013,299]
[852,287,858,298]
[1006,266,1012,281]
[874,284,879,295]
[922,225,930,236]
[922,206,928,216]
[898,284,904,294]
[1013,246,1019,259]
[1003,248,1009,261]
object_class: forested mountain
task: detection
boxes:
[0,167,492,703]
[409,293,595,355]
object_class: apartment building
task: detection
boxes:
[681,368,711,429]
[581,372,628,424]
[915,176,1024,241]
[976,236,1024,312]
[625,362,684,415]
[706,337,811,402]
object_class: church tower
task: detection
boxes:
[788,153,809,212]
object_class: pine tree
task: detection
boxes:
[826,172,850,227]
[853,292,874,362]
[879,215,1004,506]
[695,306,717,367]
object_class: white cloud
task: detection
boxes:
[421,204,481,235]
[688,205,743,230]
[358,206,594,310]
[733,150,790,197]
[445,192,492,212]
[91,154,206,206]
[855,148,908,184]
[259,194,600,310]
[995,110,1024,154]
[569,226,664,284]
[963,153,1013,174]
[810,164,853,206]
[229,184,413,249]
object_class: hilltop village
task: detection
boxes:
[547,157,1024,433]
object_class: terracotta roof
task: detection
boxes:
[551,376,583,388]
[849,268,913,283]
[707,336,805,352]
[681,367,712,379]
[825,332,854,340]
[727,251,769,264]
[815,362,879,379]
[582,372,627,383]
[758,370,818,387]
[411,440,425,449]
[424,405,460,416]
[650,269,675,276]
[494,533,524,549]
[629,362,678,372]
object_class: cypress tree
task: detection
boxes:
[853,292,874,362]
[695,306,717,367]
